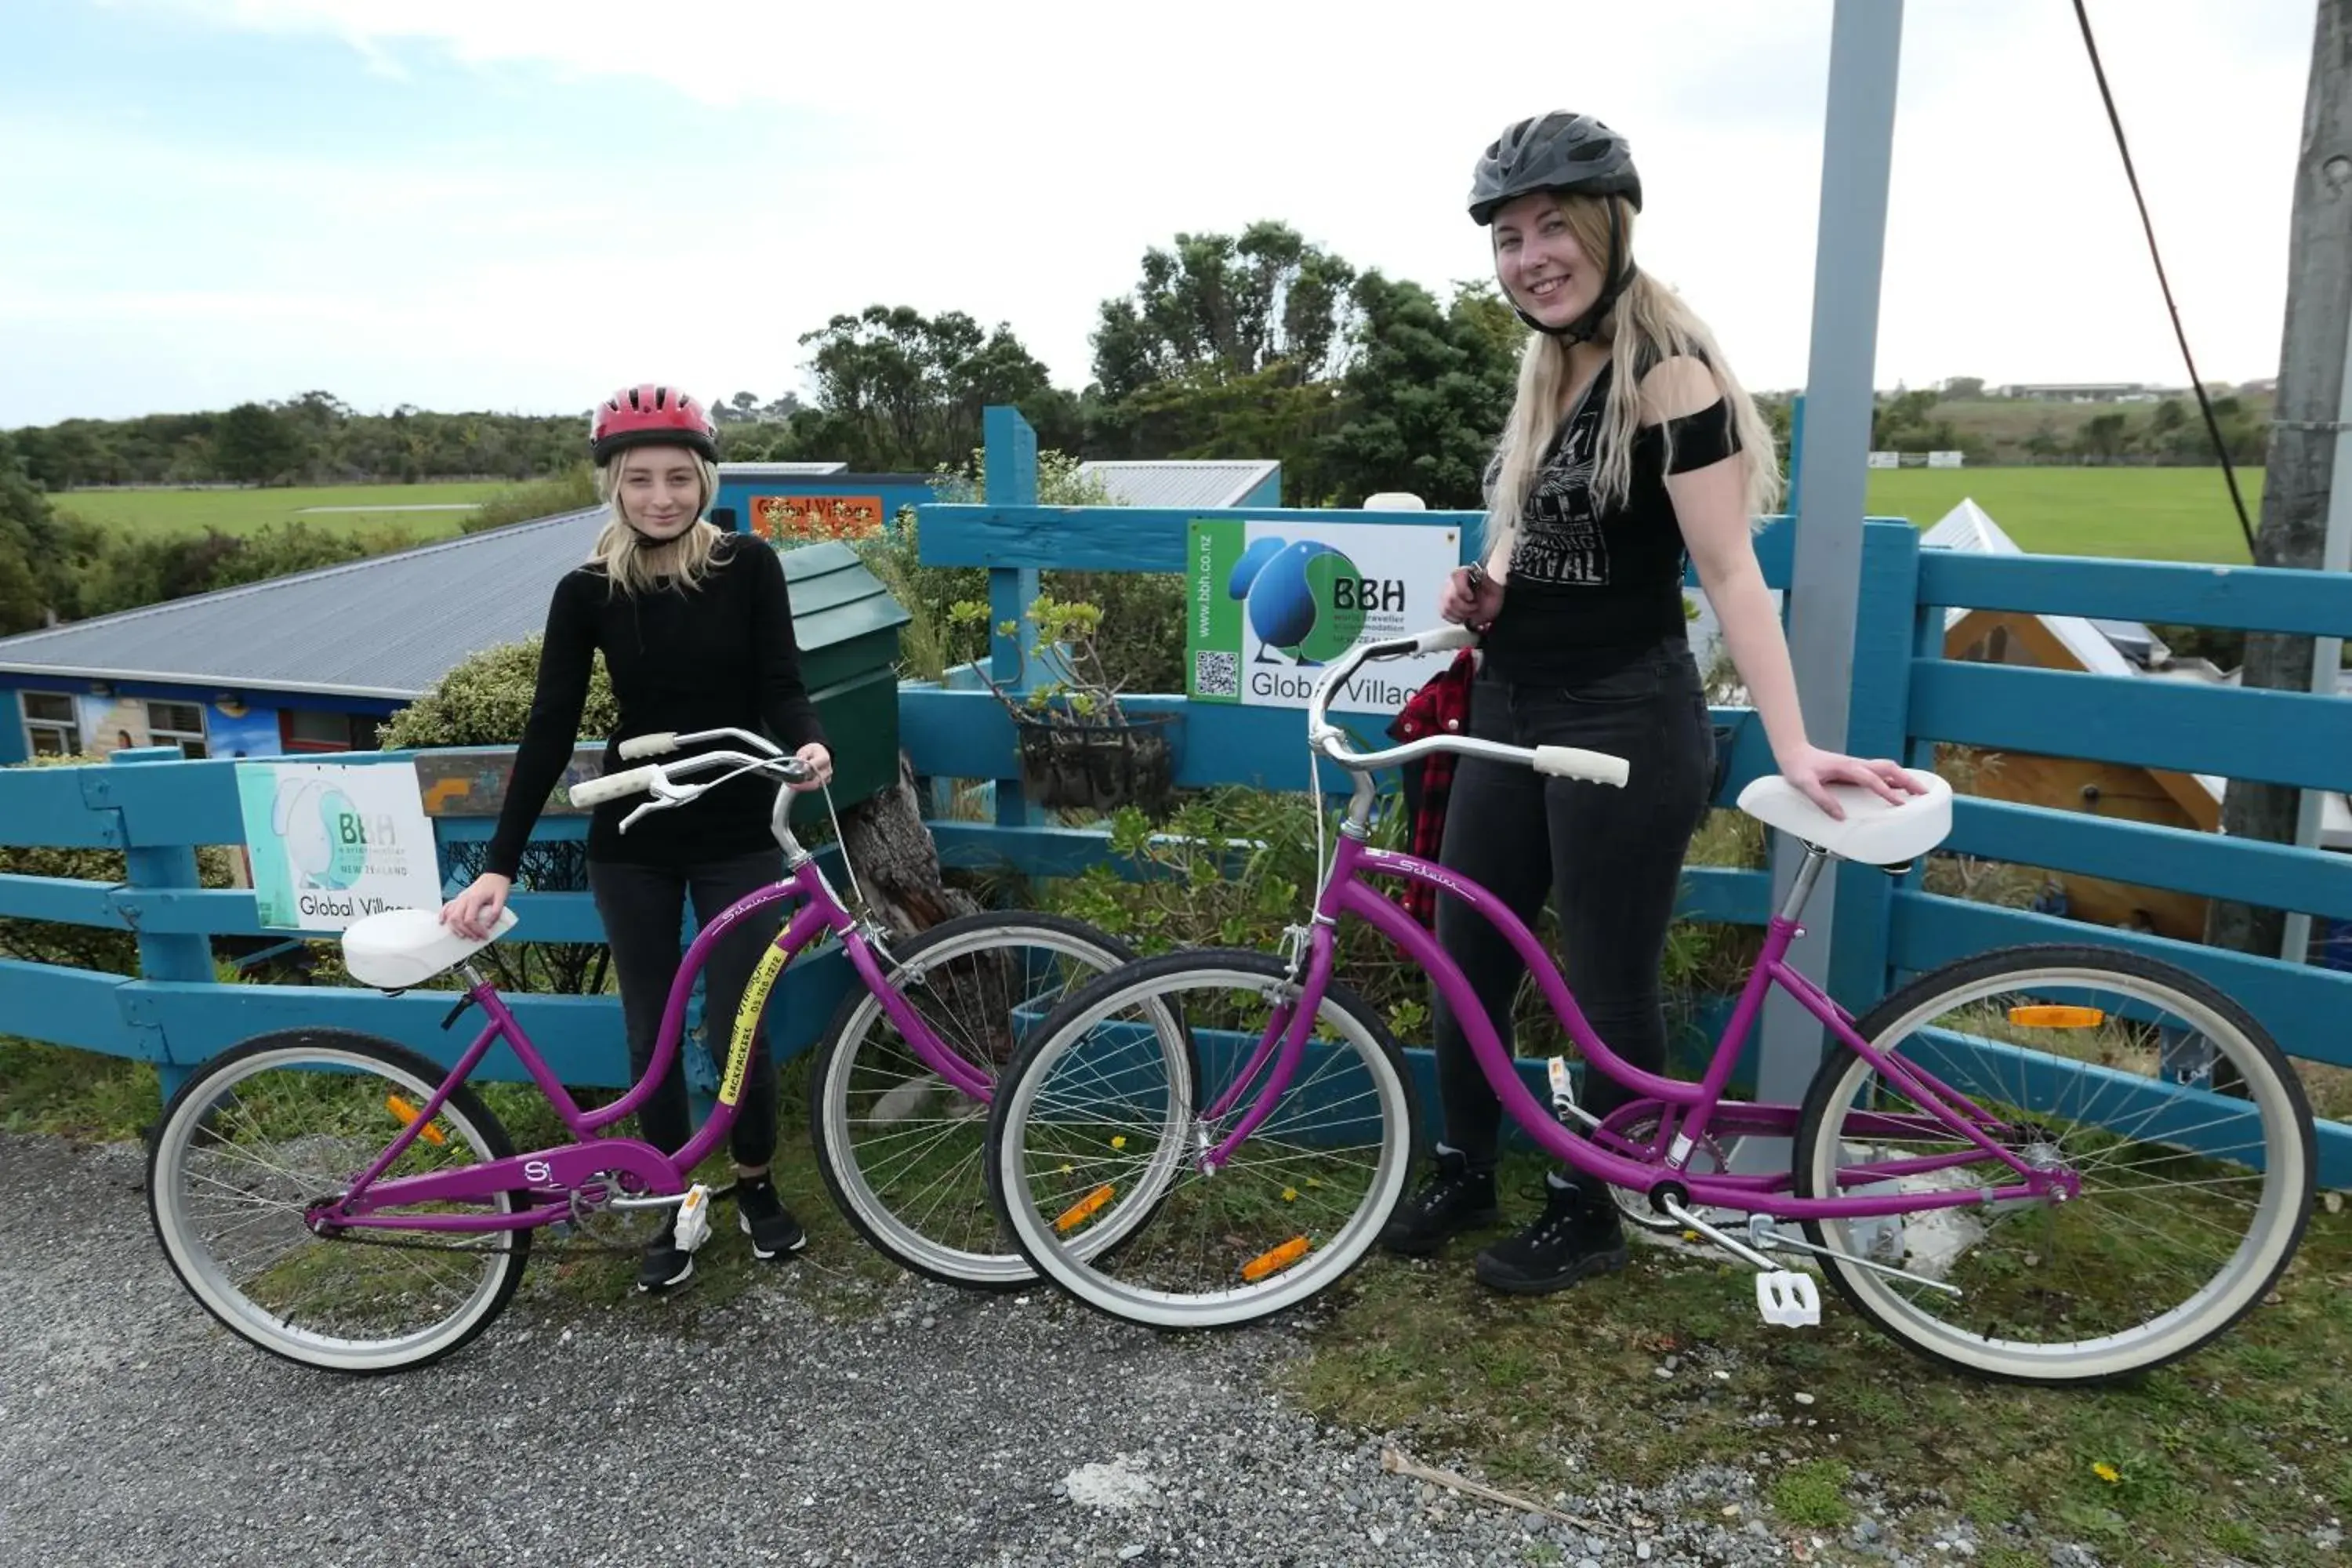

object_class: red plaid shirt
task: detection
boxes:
[1384,648,1478,928]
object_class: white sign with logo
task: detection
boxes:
[1186,517,1464,712]
[235,761,443,931]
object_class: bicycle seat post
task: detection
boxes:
[1777,844,1833,925]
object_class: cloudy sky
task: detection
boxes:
[0,0,2321,428]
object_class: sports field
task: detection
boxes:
[50,481,499,541]
[49,469,2267,565]
[1863,466,2262,564]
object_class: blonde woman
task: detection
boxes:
[443,383,833,1293]
[1380,114,1922,1294]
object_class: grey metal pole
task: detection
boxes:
[1748,0,1906,1156]
[2280,278,2352,965]
[2212,0,2352,965]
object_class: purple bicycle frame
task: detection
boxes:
[311,856,993,1235]
[1199,833,2078,1224]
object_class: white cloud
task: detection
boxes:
[6,0,2319,426]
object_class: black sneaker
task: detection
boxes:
[636,1235,694,1294]
[735,1175,807,1261]
[1473,1178,1628,1295]
[1378,1147,1500,1257]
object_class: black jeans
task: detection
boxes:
[588,848,789,1168]
[1428,640,1715,1188]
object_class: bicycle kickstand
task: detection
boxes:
[1656,1198,1821,1329]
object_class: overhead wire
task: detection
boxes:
[2071,0,2260,560]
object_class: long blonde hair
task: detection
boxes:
[1483,193,1782,564]
[588,451,725,596]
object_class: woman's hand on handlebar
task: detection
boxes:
[1438,563,1504,630]
[788,742,833,793]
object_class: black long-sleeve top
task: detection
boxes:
[483,532,829,878]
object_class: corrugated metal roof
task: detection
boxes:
[1076,459,1279,510]
[718,460,848,476]
[0,507,612,699]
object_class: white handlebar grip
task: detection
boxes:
[568,765,662,806]
[618,732,678,760]
[1532,746,1631,787]
[1413,623,1479,654]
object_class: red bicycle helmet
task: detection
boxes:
[589,383,717,464]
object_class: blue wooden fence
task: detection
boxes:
[2,405,2347,1185]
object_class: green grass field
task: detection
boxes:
[48,467,2267,565]
[1862,466,2262,564]
[52,481,501,543]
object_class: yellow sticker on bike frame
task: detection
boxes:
[720,943,790,1106]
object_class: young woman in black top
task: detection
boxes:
[441,383,833,1293]
[1378,113,1924,1294]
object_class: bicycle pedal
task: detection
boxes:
[1755,1269,1820,1328]
[673,1184,713,1254]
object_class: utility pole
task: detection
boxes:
[2209,0,2352,965]
[1747,0,1904,1161]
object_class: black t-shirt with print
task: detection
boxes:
[1480,356,1741,685]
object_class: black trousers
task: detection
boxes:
[1428,640,1715,1187]
[588,848,789,1167]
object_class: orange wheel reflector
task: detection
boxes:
[1242,1236,1312,1283]
[387,1093,446,1145]
[2007,1005,2105,1029]
[1054,1184,1114,1232]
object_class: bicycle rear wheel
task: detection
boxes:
[808,911,1185,1287]
[986,949,1417,1329]
[147,1029,531,1374]
[1794,944,2314,1384]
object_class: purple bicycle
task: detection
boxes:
[145,726,1182,1374]
[985,628,2315,1384]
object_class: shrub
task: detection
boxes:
[462,463,601,534]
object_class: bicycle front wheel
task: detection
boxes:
[808,910,1182,1288]
[987,949,1417,1330]
[1794,944,2314,1384]
[147,1029,532,1375]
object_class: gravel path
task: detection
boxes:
[0,1131,2087,1568]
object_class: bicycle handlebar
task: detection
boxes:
[618,725,782,762]
[1304,624,1630,789]
[568,747,814,817]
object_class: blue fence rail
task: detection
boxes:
[0,747,857,1102]
[2,405,2348,1185]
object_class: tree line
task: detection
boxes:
[2,220,1605,510]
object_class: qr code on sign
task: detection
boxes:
[1193,650,1241,697]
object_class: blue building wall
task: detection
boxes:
[0,673,397,763]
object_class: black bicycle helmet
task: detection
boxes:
[1470,112,1642,343]
[1468,111,1642,225]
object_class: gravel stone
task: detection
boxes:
[0,1131,2133,1568]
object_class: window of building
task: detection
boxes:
[147,699,209,759]
[22,692,82,757]
[281,710,383,754]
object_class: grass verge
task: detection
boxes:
[1283,1145,2352,1566]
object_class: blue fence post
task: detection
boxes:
[985,405,1040,828]
[105,746,215,1100]
[1825,521,1922,1010]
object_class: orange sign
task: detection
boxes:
[750,494,886,545]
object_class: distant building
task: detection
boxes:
[1991,382,2151,402]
